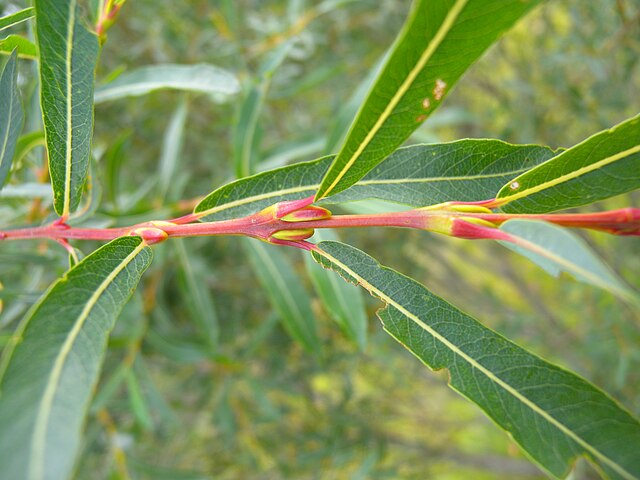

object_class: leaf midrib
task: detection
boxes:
[197,167,531,218]
[313,245,636,480]
[501,144,640,205]
[29,241,146,480]
[316,0,469,200]
[62,0,76,217]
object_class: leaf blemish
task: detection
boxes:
[433,79,447,100]
[415,114,428,123]
[422,98,431,109]
[509,181,520,190]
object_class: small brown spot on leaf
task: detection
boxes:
[422,98,431,109]
[415,114,427,123]
[433,79,447,100]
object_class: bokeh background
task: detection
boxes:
[1,1,639,478]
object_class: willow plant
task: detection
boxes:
[0,1,639,479]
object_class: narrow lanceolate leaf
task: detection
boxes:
[159,97,188,201]
[304,230,367,350]
[0,237,152,480]
[0,7,35,31]
[0,50,23,188]
[0,35,37,60]
[35,0,99,217]
[499,220,638,303]
[315,0,541,200]
[94,64,240,103]
[497,114,640,213]
[243,239,320,354]
[233,82,268,178]
[311,241,640,480]
[195,141,554,221]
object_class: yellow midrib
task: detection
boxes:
[62,0,76,217]
[313,246,636,480]
[502,144,640,204]
[316,0,469,200]
[195,167,530,219]
[29,241,146,480]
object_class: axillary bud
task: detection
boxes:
[271,228,315,241]
[281,205,332,222]
[129,227,169,245]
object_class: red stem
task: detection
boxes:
[1,207,638,245]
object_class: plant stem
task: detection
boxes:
[1,205,638,246]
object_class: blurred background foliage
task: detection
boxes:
[1,0,639,478]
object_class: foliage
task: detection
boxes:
[1,0,639,479]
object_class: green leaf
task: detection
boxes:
[311,240,640,480]
[174,239,219,351]
[315,0,541,200]
[499,220,638,303]
[35,0,99,217]
[13,131,46,166]
[0,35,37,60]
[497,114,640,213]
[304,230,367,349]
[0,50,23,188]
[0,236,152,480]
[0,7,35,31]
[234,41,293,178]
[94,64,240,103]
[233,82,268,178]
[243,238,320,354]
[159,97,188,201]
[195,140,553,221]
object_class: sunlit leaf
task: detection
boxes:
[497,114,640,213]
[0,35,37,60]
[0,236,152,480]
[311,240,640,480]
[35,0,99,216]
[0,50,23,188]
[315,0,541,200]
[195,140,553,221]
[94,64,240,103]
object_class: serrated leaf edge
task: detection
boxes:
[312,243,637,480]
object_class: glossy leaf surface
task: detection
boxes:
[0,50,23,188]
[243,239,320,354]
[497,114,640,213]
[35,0,99,216]
[195,141,553,221]
[315,0,541,200]
[94,64,240,103]
[499,220,638,303]
[311,240,640,479]
[0,236,152,480]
